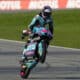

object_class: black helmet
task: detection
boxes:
[42,6,52,17]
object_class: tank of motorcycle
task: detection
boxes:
[33,26,52,37]
[33,27,47,35]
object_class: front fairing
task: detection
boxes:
[23,40,44,69]
[22,42,38,69]
[23,42,37,57]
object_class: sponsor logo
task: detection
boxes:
[0,1,20,10]
[29,0,58,9]
[66,0,80,8]
[0,0,80,10]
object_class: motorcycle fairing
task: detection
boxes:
[23,42,37,57]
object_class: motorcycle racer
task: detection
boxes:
[20,5,54,64]
[28,5,54,40]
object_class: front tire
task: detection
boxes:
[40,41,47,63]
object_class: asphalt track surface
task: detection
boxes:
[0,40,80,80]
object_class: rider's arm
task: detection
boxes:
[28,15,39,31]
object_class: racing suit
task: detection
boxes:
[28,13,54,36]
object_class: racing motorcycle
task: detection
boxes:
[19,26,52,79]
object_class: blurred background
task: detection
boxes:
[0,0,80,49]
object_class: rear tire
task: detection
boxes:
[20,65,31,79]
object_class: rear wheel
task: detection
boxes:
[20,65,31,79]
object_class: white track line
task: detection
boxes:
[0,39,25,43]
[0,39,80,51]
[50,45,80,51]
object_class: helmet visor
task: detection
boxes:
[44,12,51,17]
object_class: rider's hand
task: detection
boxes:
[22,30,27,35]
[21,30,27,39]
